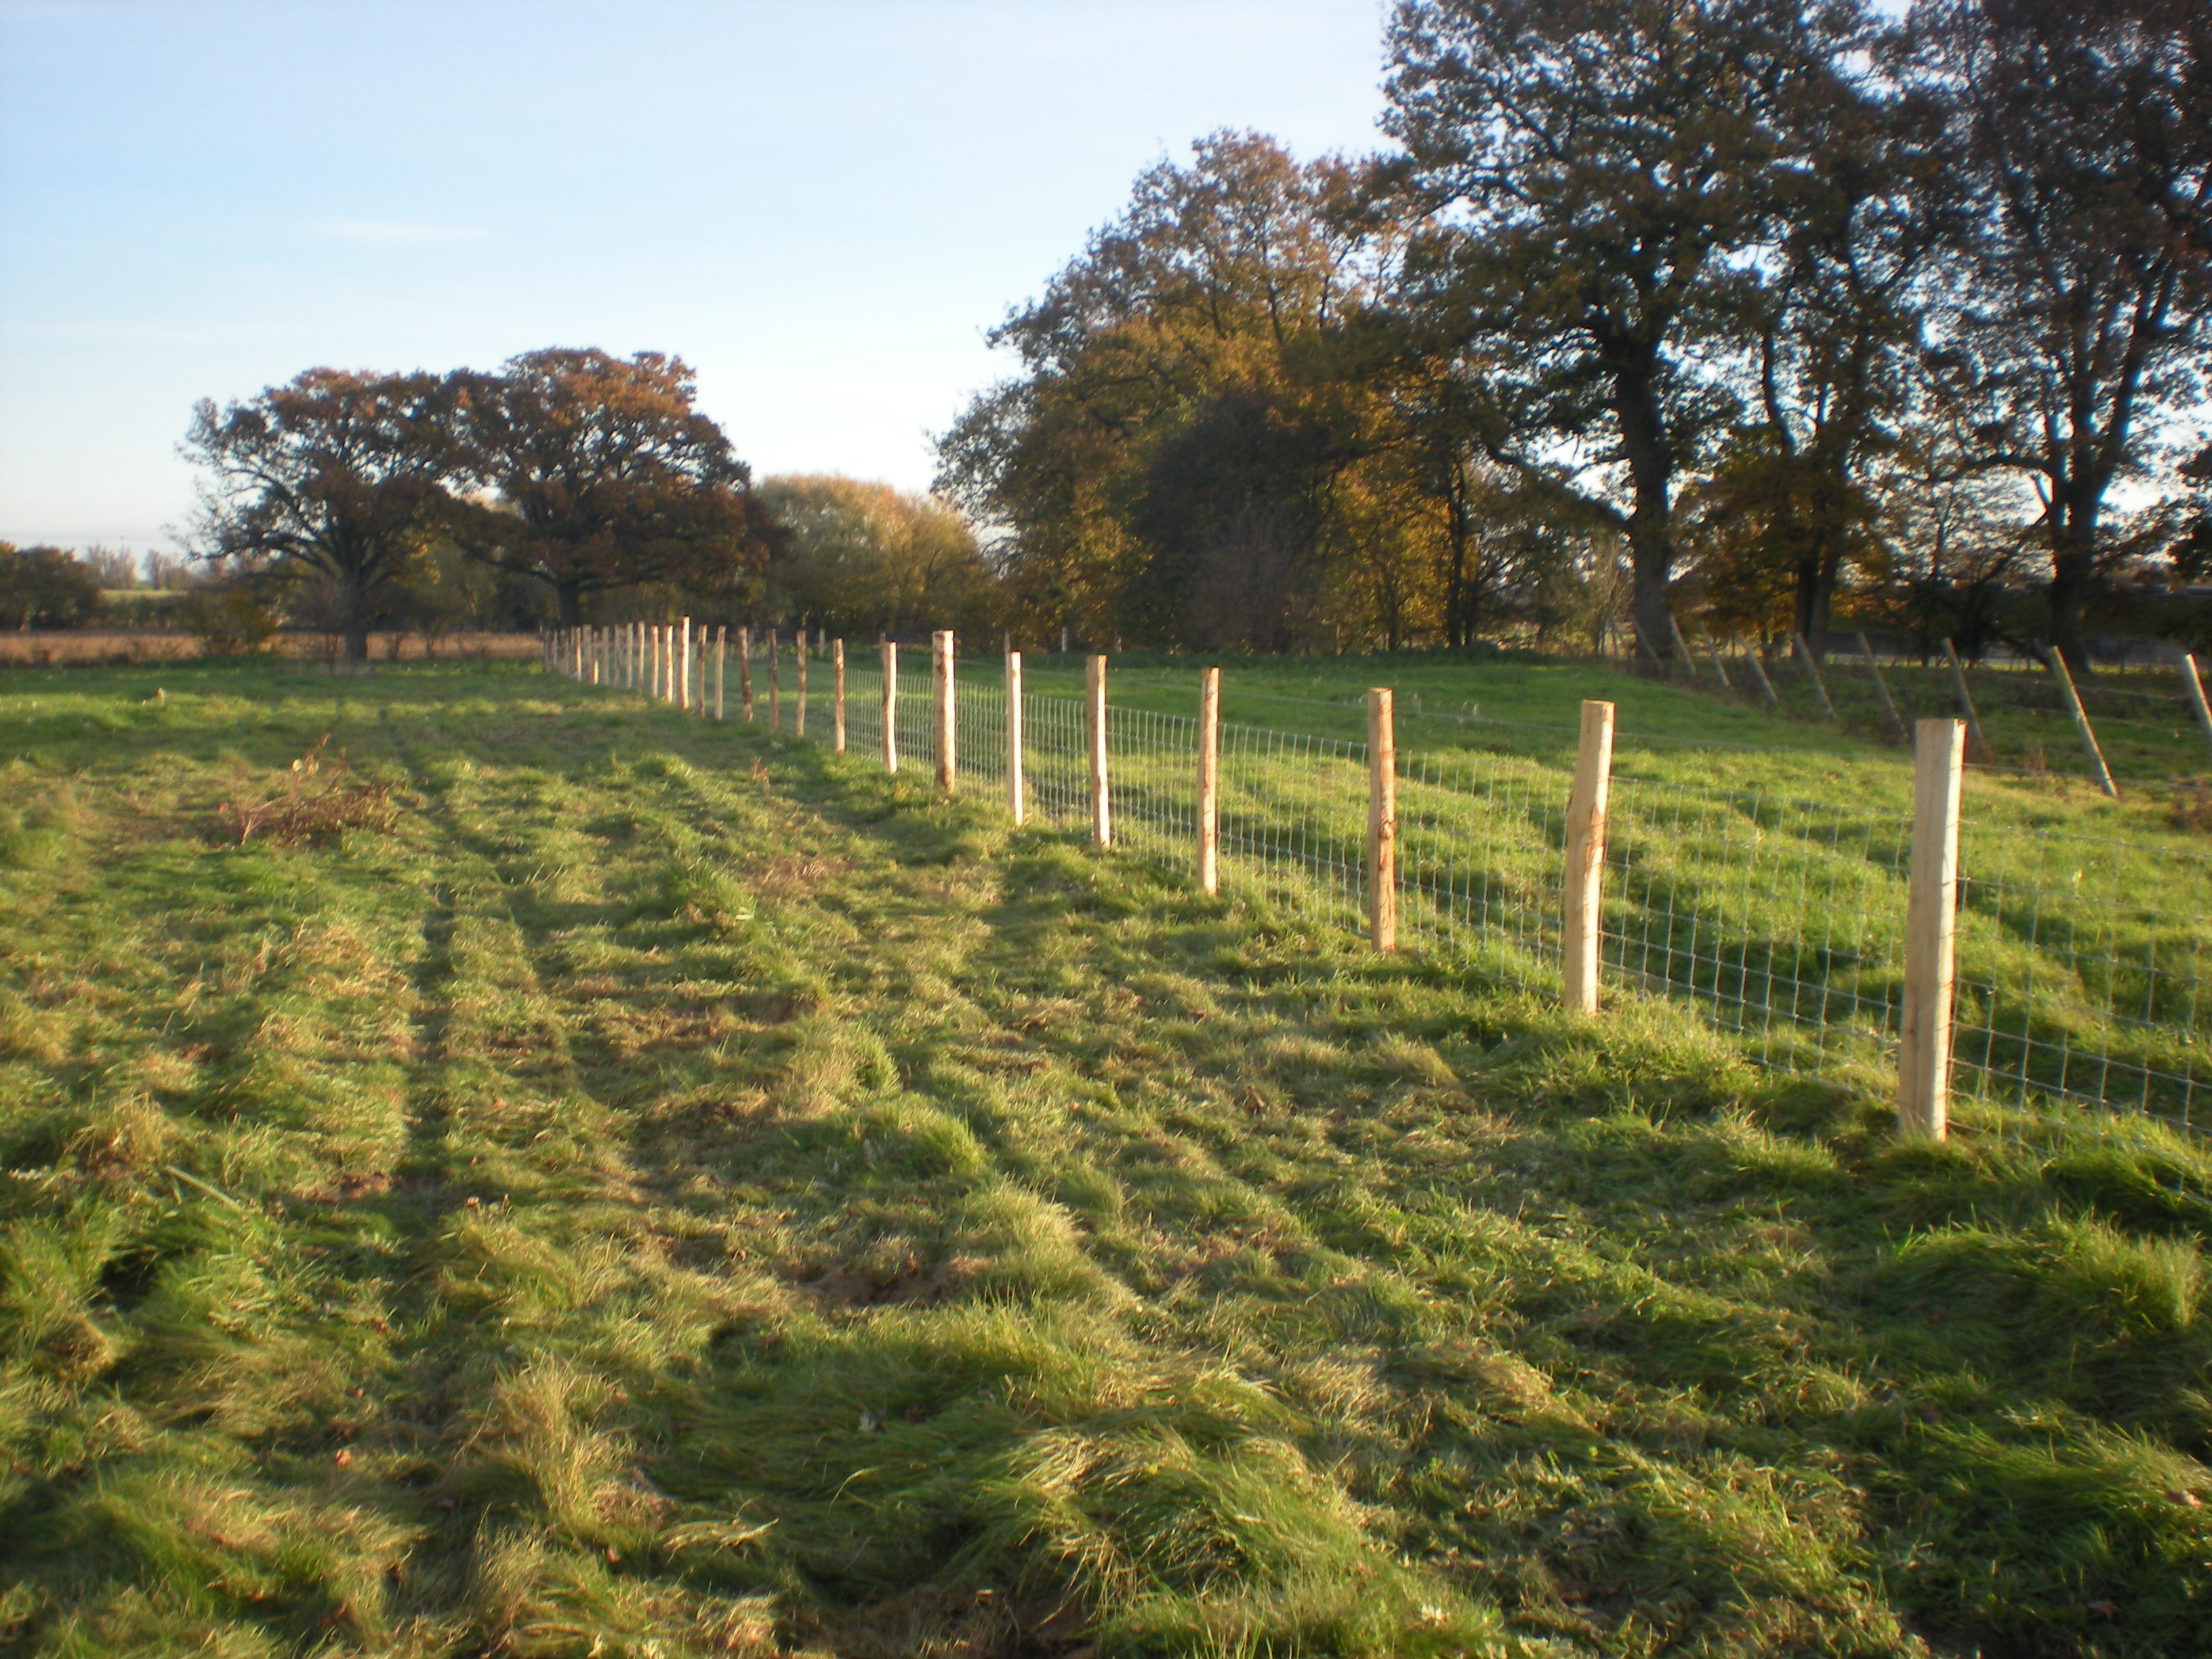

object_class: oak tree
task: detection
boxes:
[454,349,777,625]
[184,369,462,660]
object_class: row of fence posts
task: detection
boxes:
[1660,617,2212,801]
[548,628,1971,1143]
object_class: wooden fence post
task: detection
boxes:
[1793,632,1838,720]
[833,640,846,754]
[1942,639,1988,759]
[737,626,753,721]
[882,641,899,773]
[1859,632,1906,741]
[2042,647,2118,798]
[678,618,691,712]
[1367,689,1397,951]
[934,630,956,794]
[795,638,808,738]
[1006,649,1024,825]
[769,630,781,732]
[1900,718,1965,1139]
[2181,653,2212,760]
[1701,632,1734,693]
[1667,613,1701,682]
[1562,698,1616,1014]
[1738,636,1780,710]
[1087,654,1111,848]
[1197,666,1221,895]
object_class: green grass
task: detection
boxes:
[2,657,2211,1657]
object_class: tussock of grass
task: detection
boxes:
[1,660,2210,1656]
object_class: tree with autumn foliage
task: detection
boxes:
[453,349,779,626]
[184,368,464,661]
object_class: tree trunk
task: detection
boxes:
[557,580,585,628]
[1610,345,1677,659]
[2047,500,2099,674]
[341,571,371,661]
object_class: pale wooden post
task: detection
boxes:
[933,630,956,794]
[1005,649,1024,825]
[1859,632,1906,741]
[2042,647,2118,798]
[648,627,659,699]
[769,630,781,732]
[738,626,754,721]
[715,626,726,720]
[1701,632,1734,693]
[1087,654,1111,847]
[1900,718,1965,1139]
[1367,689,1397,951]
[1197,665,1221,895]
[2181,653,2212,759]
[795,638,808,737]
[1738,636,1780,710]
[881,641,899,773]
[1667,613,1701,682]
[1562,699,1616,1014]
[680,617,693,712]
[833,640,847,754]
[1942,639,1988,758]
[1793,632,1837,720]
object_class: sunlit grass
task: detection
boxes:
[1,657,2209,1656]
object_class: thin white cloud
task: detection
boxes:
[312,221,484,245]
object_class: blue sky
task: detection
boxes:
[0,0,1393,552]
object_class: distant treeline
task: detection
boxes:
[935,0,2211,670]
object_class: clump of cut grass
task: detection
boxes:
[209,735,399,847]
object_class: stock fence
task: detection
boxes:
[582,632,2212,1133]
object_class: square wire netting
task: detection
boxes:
[1950,820,2210,1128]
[1599,775,1915,1074]
[792,655,2212,1131]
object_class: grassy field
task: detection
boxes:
[3,657,2212,1658]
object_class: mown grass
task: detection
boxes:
[2,658,2211,1658]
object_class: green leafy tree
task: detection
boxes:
[183,368,463,660]
[1385,0,1872,657]
[0,544,103,629]
[757,475,1000,640]
[1910,0,2212,670]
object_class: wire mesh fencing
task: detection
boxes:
[706,645,2212,1133]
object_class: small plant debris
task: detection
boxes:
[211,735,399,847]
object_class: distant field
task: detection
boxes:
[0,630,541,667]
[3,656,2210,1658]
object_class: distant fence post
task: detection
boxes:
[795,636,808,737]
[679,617,692,712]
[1701,632,1734,693]
[1859,632,1906,741]
[1088,654,1111,848]
[934,630,956,794]
[2182,653,2212,760]
[1562,698,1616,1014]
[1197,666,1221,895]
[881,641,899,773]
[1900,718,1965,1140]
[1006,649,1024,825]
[1367,689,1397,951]
[1667,613,1701,682]
[1738,636,1780,710]
[833,640,846,754]
[769,630,781,732]
[1793,632,1837,720]
[714,626,726,720]
[738,627,754,721]
[1942,639,1988,759]
[2042,647,2118,798]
